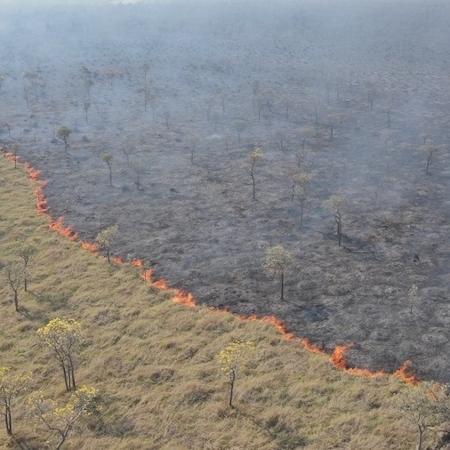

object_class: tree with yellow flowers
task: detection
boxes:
[29,386,99,450]
[0,367,31,435]
[218,340,255,408]
[37,318,82,392]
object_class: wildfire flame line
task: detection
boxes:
[1,147,420,385]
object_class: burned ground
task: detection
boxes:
[2,1,450,380]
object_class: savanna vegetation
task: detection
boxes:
[1,147,446,450]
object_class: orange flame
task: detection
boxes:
[1,147,421,386]
[49,217,78,241]
[331,345,387,379]
[131,259,145,268]
[301,337,325,354]
[141,268,154,282]
[112,255,126,265]
[394,360,420,385]
[154,279,170,290]
[25,164,42,181]
[173,289,196,308]
[35,186,48,214]
[81,241,100,253]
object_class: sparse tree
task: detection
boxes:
[132,164,144,191]
[249,147,263,201]
[218,340,254,408]
[234,120,247,144]
[189,139,198,165]
[81,65,94,100]
[5,261,23,312]
[57,127,72,153]
[264,245,293,301]
[396,382,450,450]
[408,284,419,315]
[96,225,119,264]
[281,97,290,120]
[256,93,274,121]
[0,367,31,435]
[1,122,11,138]
[424,144,437,175]
[274,131,286,152]
[295,144,307,169]
[29,386,99,450]
[37,318,82,392]
[11,143,19,169]
[121,146,133,168]
[142,63,151,113]
[291,171,312,228]
[163,110,170,129]
[17,242,36,292]
[83,100,91,124]
[101,153,113,186]
[325,195,346,247]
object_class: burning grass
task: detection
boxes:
[0,152,421,449]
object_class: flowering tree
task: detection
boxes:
[29,386,99,450]
[37,319,82,392]
[0,367,31,435]
[218,340,255,408]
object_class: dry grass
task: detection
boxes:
[0,156,415,449]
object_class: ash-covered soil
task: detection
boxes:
[2,1,450,380]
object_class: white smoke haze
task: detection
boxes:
[1,0,450,385]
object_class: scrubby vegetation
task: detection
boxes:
[0,147,433,450]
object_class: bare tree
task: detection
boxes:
[325,195,346,247]
[249,147,263,201]
[408,284,419,315]
[424,144,437,175]
[291,171,312,228]
[83,100,91,124]
[264,245,293,301]
[1,122,11,138]
[5,262,23,312]
[101,153,113,186]
[17,242,36,292]
[121,146,133,168]
[234,120,247,144]
[132,163,144,191]
[11,143,19,169]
